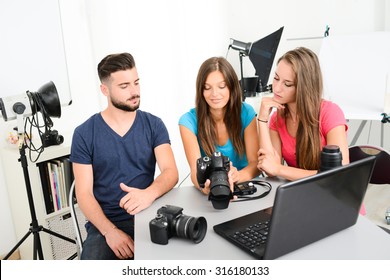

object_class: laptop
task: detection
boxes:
[213,156,376,259]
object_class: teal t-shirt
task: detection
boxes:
[178,102,256,170]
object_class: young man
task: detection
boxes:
[70,52,178,260]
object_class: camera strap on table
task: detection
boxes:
[233,180,272,202]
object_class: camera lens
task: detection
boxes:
[174,215,207,243]
[210,170,230,190]
[209,170,231,209]
[56,134,64,145]
[319,145,342,172]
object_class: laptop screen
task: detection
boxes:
[213,156,376,260]
[264,156,376,259]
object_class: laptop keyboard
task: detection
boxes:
[229,221,270,252]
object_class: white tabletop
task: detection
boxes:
[135,178,390,260]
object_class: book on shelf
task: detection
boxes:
[50,159,67,209]
[48,162,60,211]
[38,156,74,215]
[61,157,74,203]
[38,163,55,214]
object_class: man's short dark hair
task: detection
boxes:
[97,52,136,82]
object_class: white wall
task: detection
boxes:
[0,0,389,257]
[226,0,388,78]
[79,0,230,184]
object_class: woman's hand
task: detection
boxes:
[199,162,238,198]
[199,179,211,195]
[258,97,285,121]
[228,162,239,186]
[257,148,282,177]
[228,162,239,199]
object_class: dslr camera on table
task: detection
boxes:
[149,205,207,245]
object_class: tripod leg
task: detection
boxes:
[33,236,37,260]
[3,230,32,260]
[32,227,44,260]
[41,227,76,244]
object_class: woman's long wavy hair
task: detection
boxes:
[277,47,323,170]
[195,57,244,157]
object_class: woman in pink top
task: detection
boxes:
[257,47,349,181]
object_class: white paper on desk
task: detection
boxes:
[319,32,390,120]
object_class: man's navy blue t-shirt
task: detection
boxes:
[70,110,171,223]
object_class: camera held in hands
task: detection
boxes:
[149,205,207,245]
[196,151,233,209]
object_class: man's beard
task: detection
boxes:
[111,96,140,112]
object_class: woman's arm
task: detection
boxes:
[258,150,317,181]
[258,125,349,181]
[237,118,261,182]
[325,125,350,165]
[179,125,203,189]
[257,97,316,181]
[257,97,284,157]
[257,97,284,177]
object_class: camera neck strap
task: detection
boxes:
[233,180,272,202]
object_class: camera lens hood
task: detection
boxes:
[209,184,233,209]
[187,216,207,243]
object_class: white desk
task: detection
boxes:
[135,178,390,260]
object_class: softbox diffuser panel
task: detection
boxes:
[249,27,284,87]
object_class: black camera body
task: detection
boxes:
[196,151,230,188]
[149,205,207,245]
[41,129,64,147]
[196,152,232,209]
[149,213,169,245]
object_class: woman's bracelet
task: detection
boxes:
[257,118,268,123]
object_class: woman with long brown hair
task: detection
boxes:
[257,47,349,181]
[179,57,260,194]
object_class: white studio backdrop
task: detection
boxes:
[319,32,390,120]
[0,0,71,105]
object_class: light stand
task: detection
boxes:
[229,38,252,100]
[1,81,75,260]
[381,113,390,123]
[3,141,75,260]
[228,27,284,100]
[239,52,245,84]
